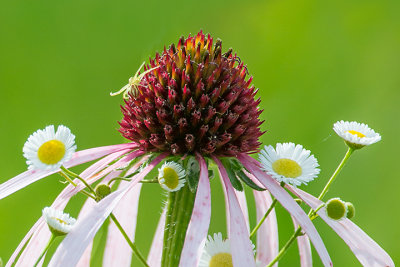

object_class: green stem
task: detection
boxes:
[33,234,56,267]
[318,147,353,200]
[249,198,278,239]
[162,185,196,267]
[109,213,149,267]
[60,166,96,195]
[267,228,302,267]
[140,178,159,183]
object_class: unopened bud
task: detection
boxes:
[325,198,347,221]
[95,184,111,201]
[345,202,355,219]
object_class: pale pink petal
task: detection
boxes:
[103,183,142,266]
[291,217,312,267]
[253,190,279,266]
[238,154,332,267]
[9,149,138,267]
[0,143,136,200]
[288,187,395,267]
[213,156,256,267]
[235,190,250,233]
[48,153,168,267]
[147,210,166,267]
[179,154,211,266]
[76,198,98,267]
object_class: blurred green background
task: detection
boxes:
[0,0,399,266]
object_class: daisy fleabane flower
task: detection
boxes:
[333,120,381,149]
[158,161,186,192]
[259,142,320,186]
[199,233,257,267]
[42,207,76,236]
[23,125,76,170]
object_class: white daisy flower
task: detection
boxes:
[259,143,320,187]
[333,120,381,149]
[42,207,76,236]
[199,233,256,267]
[199,233,232,267]
[23,125,77,171]
[157,161,186,192]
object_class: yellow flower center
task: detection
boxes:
[272,158,302,178]
[37,140,66,165]
[209,253,233,267]
[347,130,365,138]
[53,217,68,225]
[159,167,179,189]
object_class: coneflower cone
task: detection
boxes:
[119,30,264,156]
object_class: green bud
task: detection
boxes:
[345,202,355,219]
[95,184,111,201]
[325,198,347,220]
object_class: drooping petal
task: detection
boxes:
[291,217,312,267]
[147,210,166,267]
[8,149,137,267]
[0,143,136,200]
[235,190,250,233]
[238,154,332,267]
[103,183,142,266]
[76,198,98,267]
[288,187,395,267]
[213,156,256,267]
[179,153,211,266]
[48,153,168,267]
[253,189,279,266]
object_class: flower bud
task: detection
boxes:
[345,202,355,219]
[325,198,347,221]
[95,184,111,201]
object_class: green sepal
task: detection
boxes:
[183,155,200,193]
[236,170,265,191]
[220,158,243,191]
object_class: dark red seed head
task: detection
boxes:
[119,31,264,156]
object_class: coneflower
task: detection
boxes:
[0,31,394,267]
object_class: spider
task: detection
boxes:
[110,62,159,99]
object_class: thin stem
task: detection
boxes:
[318,147,354,200]
[60,166,96,195]
[107,177,132,186]
[140,179,159,183]
[33,234,56,267]
[59,171,76,186]
[267,228,302,267]
[109,213,149,267]
[249,198,278,239]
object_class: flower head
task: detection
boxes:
[158,161,186,192]
[42,207,76,236]
[259,143,320,186]
[119,31,264,156]
[333,120,381,149]
[23,125,76,170]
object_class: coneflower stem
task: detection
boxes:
[162,185,196,267]
[318,147,354,200]
[249,197,277,239]
[110,213,149,267]
[33,234,56,267]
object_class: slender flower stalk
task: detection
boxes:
[33,234,56,267]
[250,197,278,239]
[318,147,353,200]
